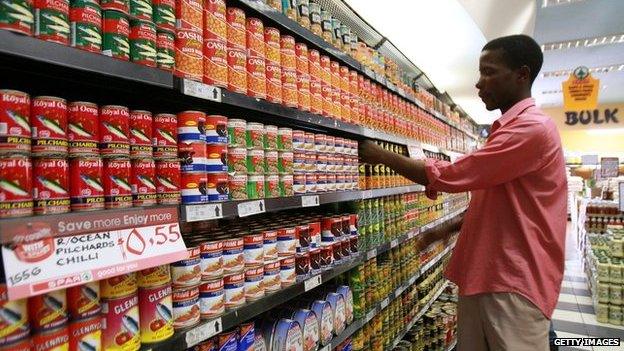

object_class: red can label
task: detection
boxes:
[282,68,297,107]
[205,115,228,144]
[32,325,70,351]
[102,0,129,13]
[203,38,228,87]
[139,284,174,343]
[206,144,227,173]
[31,96,68,156]
[174,29,203,81]
[247,55,267,99]
[265,63,282,104]
[102,294,140,350]
[69,316,101,351]
[100,105,130,156]
[227,47,247,94]
[35,0,70,45]
[128,110,153,158]
[246,17,264,56]
[297,74,311,111]
[28,289,69,331]
[264,27,280,65]
[226,7,246,49]
[155,160,180,205]
[176,0,202,31]
[0,0,33,35]
[295,42,308,75]
[68,101,99,156]
[103,158,132,209]
[153,113,177,159]
[0,90,31,154]
[310,79,322,115]
[203,0,226,40]
[0,156,33,218]
[69,157,105,211]
[33,157,70,215]
[131,158,157,207]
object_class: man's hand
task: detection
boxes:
[358,140,386,164]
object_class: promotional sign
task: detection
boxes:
[601,157,619,178]
[581,154,599,165]
[1,207,187,300]
[619,182,624,212]
[562,66,599,110]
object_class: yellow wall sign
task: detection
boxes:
[562,66,600,110]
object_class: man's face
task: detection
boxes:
[475,49,519,111]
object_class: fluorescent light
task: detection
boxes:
[586,128,624,136]
[542,33,624,51]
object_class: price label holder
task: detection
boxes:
[304,275,322,292]
[408,275,417,286]
[301,195,320,207]
[390,239,398,248]
[366,249,377,260]
[181,79,222,102]
[184,203,223,222]
[408,144,426,160]
[366,309,376,322]
[238,200,266,217]
[361,190,373,199]
[381,298,389,309]
[186,318,222,347]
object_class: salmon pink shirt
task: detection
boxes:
[424,98,567,318]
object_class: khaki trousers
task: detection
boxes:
[457,293,550,351]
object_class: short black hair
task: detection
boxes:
[482,34,543,84]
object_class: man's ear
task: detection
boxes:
[518,65,531,84]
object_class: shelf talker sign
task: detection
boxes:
[562,66,599,110]
[1,207,188,300]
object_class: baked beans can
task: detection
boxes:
[175,0,201,31]
[129,0,151,21]
[224,273,245,309]
[171,246,201,288]
[206,172,228,201]
[0,156,33,218]
[172,286,200,329]
[280,35,295,68]
[152,113,177,159]
[102,10,130,60]
[310,248,321,275]
[138,284,174,343]
[32,326,70,351]
[31,96,68,156]
[226,118,246,147]
[200,241,223,280]
[130,18,156,67]
[156,29,175,71]
[153,0,175,32]
[138,265,171,288]
[227,47,248,94]
[226,7,245,49]
[69,0,102,53]
[0,90,31,155]
[280,256,296,287]
[103,158,132,208]
[179,142,207,172]
[0,287,29,346]
[228,173,247,201]
[174,28,203,81]
[205,143,227,173]
[244,266,264,301]
[243,233,264,266]
[100,105,130,156]
[295,42,308,74]
[247,55,267,99]
[218,329,237,350]
[222,237,244,274]
[279,174,293,197]
[69,316,101,351]
[203,0,225,40]
[178,110,206,143]
[264,27,280,63]
[67,282,100,320]
[293,173,305,195]
[129,110,153,157]
[155,159,180,204]
[277,227,296,257]
[277,151,293,174]
[28,289,68,331]
[263,260,281,292]
[295,253,310,281]
[245,122,263,150]
[100,273,138,299]
[69,156,104,211]
[281,68,298,107]
[0,0,33,35]
[246,17,264,56]
[263,229,278,261]
[202,38,227,86]
[101,0,128,14]
[297,73,311,111]
[34,0,70,45]
[199,279,224,319]
[130,158,157,206]
[265,174,279,198]
[310,85,321,116]
[67,101,99,156]
[265,63,282,104]
[246,149,264,174]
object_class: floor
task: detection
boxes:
[552,223,624,350]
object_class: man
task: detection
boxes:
[359,35,566,350]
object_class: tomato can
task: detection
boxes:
[246,174,264,200]
[31,326,70,351]
[244,266,264,301]
[138,265,171,288]
[68,101,99,156]
[280,256,296,287]
[0,286,29,347]
[199,279,224,319]
[203,0,225,40]
[281,68,298,108]
[222,237,244,274]
[153,0,174,32]
[229,173,247,200]
[178,110,206,143]
[172,286,200,329]
[246,17,264,56]
[152,113,177,159]
[0,0,33,35]
[102,10,130,61]
[200,240,223,280]
[156,29,175,71]
[175,0,201,31]
[205,143,227,173]
[293,173,305,195]
[69,156,105,211]
[0,155,33,218]
[279,174,293,197]
[67,282,100,320]
[265,63,282,104]
[218,329,237,350]
[263,260,280,293]
[103,158,132,209]
[265,174,279,198]
[100,105,130,156]
[130,158,157,206]
[174,28,203,81]
[29,289,68,331]
[155,159,180,204]
[246,149,264,174]
[277,151,293,174]
[100,273,138,299]
[0,90,31,154]
[31,96,68,156]
[295,253,311,281]
[70,0,102,53]
[171,246,201,288]
[247,55,267,99]
[101,0,128,14]
[227,47,247,94]
[206,172,228,202]
[203,38,227,87]
[101,294,140,351]
[138,284,174,344]
[223,272,245,309]
[277,227,297,257]
[243,233,264,266]
[225,7,245,49]
[129,110,153,158]
[34,0,70,45]
[179,142,207,172]
[69,316,101,351]
[180,169,208,204]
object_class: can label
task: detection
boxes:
[247,55,267,99]
[0,90,31,154]
[279,174,293,197]
[277,151,293,174]
[31,325,70,351]
[130,158,157,206]
[310,249,321,274]
[137,266,171,288]
[246,17,264,56]
[101,0,128,13]
[263,230,278,261]
[277,128,292,151]
[295,42,308,74]
[102,10,130,60]
[265,174,279,198]
[205,143,227,173]
[70,1,102,52]
[280,256,296,287]
[227,47,247,94]
[263,125,277,150]
[100,105,130,156]
[178,142,206,173]
[246,149,264,174]
[238,322,254,351]
[0,0,33,35]
[265,63,282,104]
[297,74,311,112]
[203,38,228,87]
[31,96,68,155]
[129,0,151,21]
[316,174,326,193]
[224,273,245,309]
[175,0,201,31]
[245,123,264,150]
[153,0,174,32]
[247,174,264,200]
[101,294,140,351]
[243,233,264,266]
[69,317,101,351]
[222,237,244,274]
[177,110,206,143]
[203,0,226,40]
[244,266,264,301]
[152,113,177,159]
[68,102,99,155]
[304,153,315,172]
[155,160,180,204]
[218,330,237,351]
[129,110,153,157]
[199,279,224,319]
[69,157,104,211]
[228,173,247,200]
[138,284,174,343]
[171,247,201,288]
[67,281,101,320]
[296,225,311,253]
[264,27,280,63]
[305,173,317,193]
[172,287,200,329]
[281,68,298,107]
[263,260,281,292]
[180,171,207,204]
[226,119,246,147]
[225,7,245,49]
[277,227,297,257]
[103,158,132,209]
[280,35,295,67]
[0,286,29,345]
[206,172,228,202]
[156,29,175,71]
[205,115,228,144]
[293,173,305,195]
[308,221,320,248]
[174,28,203,81]
[200,241,223,280]
[295,253,310,280]
[35,0,70,44]
[100,273,138,299]
[0,156,34,218]
[28,289,68,331]
[320,245,332,268]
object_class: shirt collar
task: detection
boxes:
[491,97,536,133]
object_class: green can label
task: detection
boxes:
[129,0,151,21]
[0,0,34,35]
[152,0,174,32]
[70,0,101,52]
[101,0,128,14]
[35,0,70,45]
[156,30,174,71]
[102,10,129,60]
[130,18,156,66]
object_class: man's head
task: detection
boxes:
[476,35,543,112]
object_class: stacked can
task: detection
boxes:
[264,26,282,104]
[203,0,227,86]
[174,0,202,80]
[277,127,293,197]
[34,0,70,45]
[339,66,352,122]
[246,16,266,99]
[170,246,201,329]
[280,34,297,108]
[26,289,71,350]
[330,60,342,121]
[153,0,176,70]
[205,115,228,202]
[295,42,311,112]
[69,0,102,53]
[226,7,247,93]
[309,49,322,115]
[0,285,29,350]
[137,266,175,344]
[153,113,181,204]
[320,55,333,119]
[245,122,264,200]
[100,272,141,350]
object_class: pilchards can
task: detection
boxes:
[155,159,180,204]
[276,128,292,151]
[263,259,281,293]
[178,110,206,143]
[156,29,175,71]
[171,246,201,288]
[34,0,70,45]
[200,240,223,280]
[247,54,267,99]
[69,316,101,351]
[70,0,102,53]
[246,149,264,174]
[103,157,132,208]
[0,155,33,218]
[101,293,140,351]
[203,38,228,87]
[280,256,296,287]
[0,90,31,154]
[222,237,244,274]
[102,10,130,61]
[28,289,68,331]
[264,151,278,174]
[229,173,247,200]
[129,0,151,21]
[153,0,174,32]
[174,28,203,81]
[227,47,247,94]
[205,115,228,144]
[180,171,207,204]
[295,253,310,281]
[203,0,225,41]
[100,273,138,299]
[207,172,228,202]
[0,286,29,346]
[138,265,171,288]
[263,229,278,261]
[244,266,264,301]
[172,286,200,330]
[129,110,153,158]
[206,143,227,173]
[100,105,130,156]
[68,101,99,156]
[265,174,279,198]
[67,281,100,320]
[179,142,206,172]
[101,0,128,14]
[69,156,104,211]
[277,151,293,174]
[152,113,177,159]
[265,63,282,104]
[31,96,68,156]
[279,174,293,197]
[31,326,70,350]
[199,279,224,319]
[224,272,245,310]
[130,18,156,67]
[138,283,174,343]
[0,0,34,35]
[130,158,157,206]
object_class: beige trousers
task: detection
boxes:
[457,293,550,351]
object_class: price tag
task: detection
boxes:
[366,309,376,322]
[304,275,322,292]
[238,200,266,217]
[319,345,331,351]
[361,190,373,199]
[407,144,425,160]
[390,239,398,248]
[395,287,403,296]
[182,79,222,102]
[366,249,377,260]
[363,66,375,78]
[301,195,320,207]
[601,157,619,178]
[409,276,416,285]
[185,203,223,222]
[186,318,222,347]
[381,298,389,309]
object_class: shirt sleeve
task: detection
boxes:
[425,119,548,194]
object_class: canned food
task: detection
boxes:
[138,284,173,343]
[247,174,264,200]
[224,273,245,309]
[263,229,278,261]
[203,38,227,86]
[130,158,157,206]
[226,48,247,95]
[332,242,342,263]
[100,273,138,299]
[152,113,177,159]
[34,0,70,45]
[28,289,68,331]
[199,279,224,319]
[310,249,321,275]
[291,309,319,351]
[129,0,151,21]
[336,286,353,325]
[246,122,264,150]
[172,286,200,329]
[229,173,247,200]
[322,217,341,243]
[31,96,68,156]
[218,329,238,350]
[171,246,201,288]
[180,171,208,204]
[310,300,333,345]
[103,158,132,208]
[280,35,295,67]
[263,260,281,293]
[156,29,175,71]
[281,68,298,107]
[101,293,140,351]
[0,286,29,346]
[271,319,303,351]
[138,266,171,288]
[265,174,279,198]
[262,151,277,174]
[128,110,153,157]
[247,55,267,99]
[200,241,223,281]
[227,118,246,147]
[295,253,311,281]
[280,256,296,287]
[223,237,244,274]
[326,292,346,334]
[153,0,175,32]
[67,101,99,156]
[308,221,321,248]
[243,233,264,266]
[178,111,206,143]
[102,10,130,61]
[32,325,70,351]
[69,157,104,212]
[129,18,156,67]
[304,153,315,172]
[0,0,33,35]
[0,90,31,154]
[244,266,264,301]
[101,0,128,14]
[206,144,227,173]
[292,130,304,151]
[100,105,130,156]
[174,28,203,81]
[203,0,225,40]
[278,227,297,257]
[179,142,207,172]
[293,173,305,195]
[278,151,293,174]
[320,245,333,268]
[326,174,336,192]
[226,7,245,49]
[238,322,255,351]
[246,17,264,54]
[67,282,100,320]
[69,0,101,53]
[155,160,180,204]
[69,316,101,351]
[204,115,228,144]
[266,63,282,104]
[279,174,293,197]
[264,26,280,62]
[296,224,311,253]
[31,157,69,215]
[206,172,228,202]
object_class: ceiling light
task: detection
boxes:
[541,33,624,51]
[542,0,587,7]
[586,128,624,136]
[541,63,624,78]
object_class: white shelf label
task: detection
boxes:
[408,144,425,160]
[304,275,322,292]
[409,276,416,285]
[238,200,266,217]
[186,318,222,347]
[319,345,331,351]
[182,79,222,102]
[361,190,373,199]
[185,203,223,222]
[381,298,389,309]
[390,239,398,248]
[366,249,377,260]
[301,195,320,207]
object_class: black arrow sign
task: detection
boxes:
[258,201,264,212]
[215,205,220,217]
[212,88,219,100]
